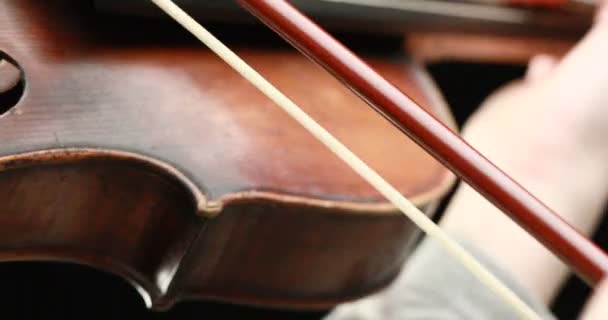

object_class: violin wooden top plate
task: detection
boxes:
[0,0,457,311]
[0,0,455,215]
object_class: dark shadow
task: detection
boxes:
[0,261,328,319]
[0,262,148,319]
[0,51,25,115]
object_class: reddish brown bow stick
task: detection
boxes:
[237,0,608,286]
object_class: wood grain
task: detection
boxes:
[0,0,455,311]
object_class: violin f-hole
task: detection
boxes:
[0,51,24,116]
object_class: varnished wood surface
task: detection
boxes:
[0,153,202,307]
[237,0,608,285]
[165,198,421,310]
[405,30,576,64]
[0,0,454,211]
[0,0,455,310]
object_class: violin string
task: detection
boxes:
[149,0,541,319]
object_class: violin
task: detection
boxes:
[0,0,458,312]
[0,0,602,318]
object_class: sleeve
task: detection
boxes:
[323,236,557,320]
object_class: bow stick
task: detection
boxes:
[235,0,608,286]
[149,0,605,318]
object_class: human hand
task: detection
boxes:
[440,0,608,304]
[461,0,608,162]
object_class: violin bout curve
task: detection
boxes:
[0,149,203,308]
[0,148,431,311]
[0,0,456,311]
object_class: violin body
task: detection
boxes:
[0,0,456,310]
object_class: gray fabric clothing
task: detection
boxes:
[324,237,557,320]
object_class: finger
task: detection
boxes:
[525,54,558,82]
[533,0,608,105]
[579,279,608,319]
[524,0,606,84]
[596,0,608,26]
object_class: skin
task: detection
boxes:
[440,0,608,316]
[324,2,608,319]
